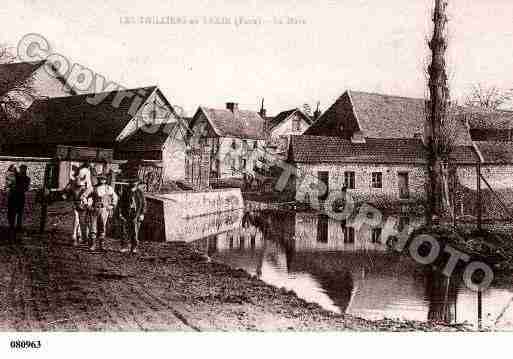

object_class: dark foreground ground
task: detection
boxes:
[0,194,466,332]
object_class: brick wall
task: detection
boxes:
[0,157,49,190]
[295,163,428,204]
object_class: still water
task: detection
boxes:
[168,209,513,330]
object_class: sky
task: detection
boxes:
[1,0,513,115]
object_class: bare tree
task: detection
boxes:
[0,45,39,122]
[425,0,455,223]
[464,84,512,110]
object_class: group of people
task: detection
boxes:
[4,164,31,236]
[63,162,146,254]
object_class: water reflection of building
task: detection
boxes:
[194,210,510,327]
[293,212,424,252]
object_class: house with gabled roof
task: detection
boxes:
[267,108,313,137]
[2,86,180,156]
[188,102,267,180]
[0,85,190,187]
[0,60,76,107]
[265,108,314,157]
[290,90,479,205]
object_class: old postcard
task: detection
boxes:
[0,0,512,357]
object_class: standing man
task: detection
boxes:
[89,173,118,251]
[118,178,146,254]
[14,165,31,232]
[5,164,17,238]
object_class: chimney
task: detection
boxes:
[226,102,239,112]
[313,101,321,121]
[259,98,267,118]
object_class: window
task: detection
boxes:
[398,172,410,199]
[317,215,329,243]
[292,117,301,131]
[214,159,220,179]
[253,141,258,149]
[371,228,382,244]
[372,172,382,188]
[241,159,247,170]
[318,171,329,201]
[344,227,355,244]
[344,171,355,189]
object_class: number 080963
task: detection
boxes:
[10,340,41,349]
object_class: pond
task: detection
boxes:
[169,208,513,330]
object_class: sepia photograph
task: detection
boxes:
[1,0,513,356]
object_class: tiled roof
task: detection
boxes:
[199,107,266,140]
[289,136,478,164]
[8,86,157,145]
[350,91,427,138]
[0,61,44,96]
[267,108,313,130]
[306,90,473,146]
[459,107,513,130]
[474,141,513,164]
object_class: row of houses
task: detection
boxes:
[290,90,513,206]
[0,60,315,188]
[1,60,513,207]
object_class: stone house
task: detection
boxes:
[289,136,477,204]
[188,103,267,180]
[290,90,479,204]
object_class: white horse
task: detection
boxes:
[63,165,94,245]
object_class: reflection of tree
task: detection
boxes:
[250,210,354,313]
[425,269,459,324]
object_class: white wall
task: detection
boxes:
[270,112,310,138]
[215,137,266,178]
[162,135,186,181]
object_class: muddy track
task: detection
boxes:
[98,253,201,331]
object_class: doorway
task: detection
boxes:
[318,171,329,201]
[398,172,410,199]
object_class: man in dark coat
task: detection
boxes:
[14,165,31,231]
[118,178,146,254]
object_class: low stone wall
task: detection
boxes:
[155,188,244,217]
[0,157,50,190]
[143,188,244,242]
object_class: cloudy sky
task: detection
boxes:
[1,0,512,115]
